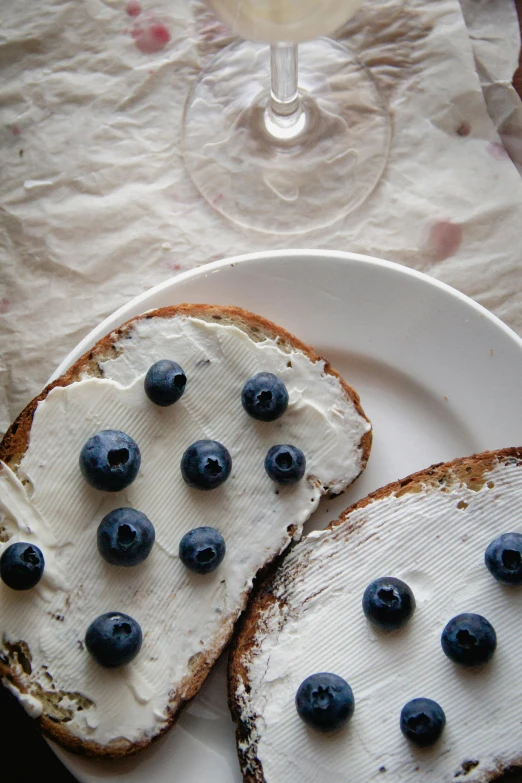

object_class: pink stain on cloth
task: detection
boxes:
[456,122,471,137]
[126,0,141,16]
[131,21,171,53]
[0,298,11,314]
[427,220,462,261]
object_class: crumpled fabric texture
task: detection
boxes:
[0,0,521,435]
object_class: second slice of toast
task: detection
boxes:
[230,448,522,783]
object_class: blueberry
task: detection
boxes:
[295,672,354,733]
[179,527,226,574]
[97,508,155,567]
[180,440,231,490]
[362,577,416,631]
[85,612,142,668]
[441,613,497,666]
[80,430,141,492]
[400,698,446,747]
[265,444,306,485]
[0,542,45,590]
[144,360,187,407]
[485,532,522,585]
[241,372,289,422]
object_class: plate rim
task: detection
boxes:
[48,248,522,783]
[50,249,522,383]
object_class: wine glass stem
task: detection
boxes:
[269,43,300,121]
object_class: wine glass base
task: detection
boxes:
[182,38,391,235]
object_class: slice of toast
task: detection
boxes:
[230,448,522,783]
[0,304,371,758]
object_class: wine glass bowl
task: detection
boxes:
[182,1,391,234]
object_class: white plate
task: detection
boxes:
[49,249,522,783]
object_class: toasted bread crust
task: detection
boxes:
[0,303,372,758]
[228,447,522,783]
[0,304,371,473]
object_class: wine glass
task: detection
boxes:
[182,0,391,234]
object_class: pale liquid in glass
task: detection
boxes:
[207,0,364,44]
[183,0,390,233]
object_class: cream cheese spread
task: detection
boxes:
[237,457,522,783]
[0,315,370,748]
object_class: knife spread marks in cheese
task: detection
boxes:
[234,456,522,783]
[0,316,370,747]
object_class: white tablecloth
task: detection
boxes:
[0,0,521,435]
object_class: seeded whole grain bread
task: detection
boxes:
[229,448,522,783]
[0,303,372,759]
